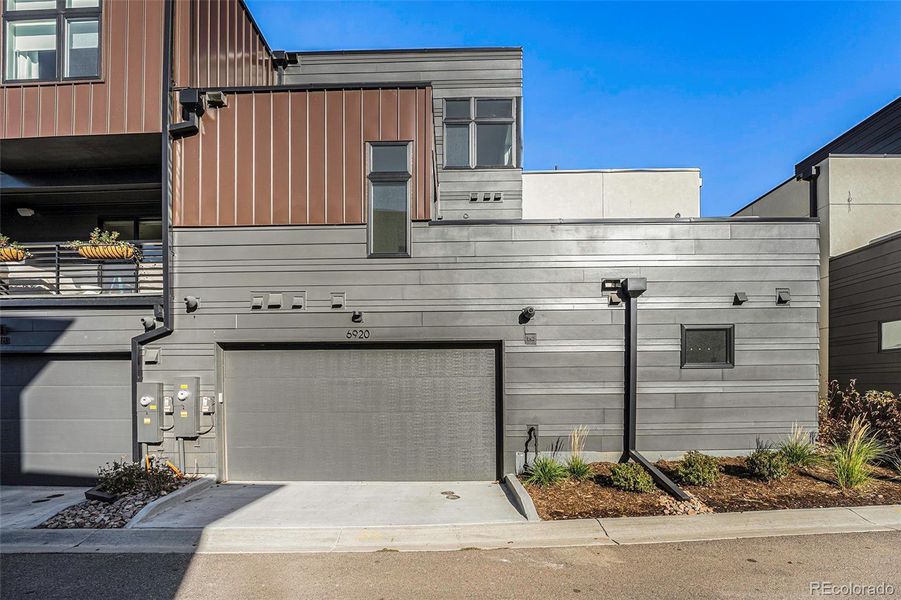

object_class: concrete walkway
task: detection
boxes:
[0,486,89,530]
[2,504,898,554]
[134,481,526,528]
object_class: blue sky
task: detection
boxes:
[245,1,901,216]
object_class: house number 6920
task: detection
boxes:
[346,329,371,339]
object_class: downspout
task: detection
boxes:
[618,278,690,501]
[131,0,175,461]
[800,165,819,218]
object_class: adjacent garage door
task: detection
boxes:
[0,354,132,485]
[223,346,498,481]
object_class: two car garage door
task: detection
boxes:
[223,347,498,481]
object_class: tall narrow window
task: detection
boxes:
[368,143,411,257]
[3,0,101,82]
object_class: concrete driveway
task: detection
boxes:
[0,486,89,529]
[134,481,526,529]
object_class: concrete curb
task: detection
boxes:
[502,474,540,522]
[125,475,215,529]
[1,504,898,554]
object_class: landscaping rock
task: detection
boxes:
[38,490,161,529]
[658,493,713,516]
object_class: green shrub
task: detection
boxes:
[524,456,568,487]
[746,441,790,482]
[677,451,720,486]
[97,459,182,496]
[779,423,821,468]
[831,416,884,489]
[565,455,592,481]
[610,462,656,493]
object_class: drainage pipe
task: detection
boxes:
[617,277,690,501]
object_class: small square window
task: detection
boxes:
[880,320,901,352]
[681,325,734,368]
[444,99,470,119]
[5,19,56,80]
[370,144,408,173]
[476,99,513,118]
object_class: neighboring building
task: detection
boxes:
[522,169,701,220]
[1,0,819,485]
[734,98,901,396]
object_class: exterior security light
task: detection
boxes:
[519,306,536,324]
[352,311,364,323]
[16,207,35,217]
[141,317,157,332]
[733,292,748,305]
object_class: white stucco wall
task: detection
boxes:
[734,177,809,217]
[521,169,701,219]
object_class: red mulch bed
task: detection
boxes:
[522,458,901,520]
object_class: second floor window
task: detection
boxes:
[367,143,411,257]
[444,98,517,169]
[3,0,101,83]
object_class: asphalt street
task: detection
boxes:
[2,531,899,600]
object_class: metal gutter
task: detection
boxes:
[430,216,820,226]
[192,81,432,94]
[618,278,690,501]
[130,0,175,461]
[289,46,522,56]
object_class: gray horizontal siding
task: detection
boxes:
[140,220,821,475]
[0,307,152,353]
[829,232,901,393]
[285,49,524,220]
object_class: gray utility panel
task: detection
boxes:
[0,354,132,485]
[222,346,498,481]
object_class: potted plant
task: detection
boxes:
[0,234,32,262]
[66,228,142,261]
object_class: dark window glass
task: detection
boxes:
[65,17,99,78]
[100,219,135,240]
[138,219,162,241]
[444,99,470,119]
[683,327,733,367]
[476,99,513,118]
[371,144,408,172]
[476,123,513,167]
[370,182,407,255]
[445,124,470,167]
[881,320,901,351]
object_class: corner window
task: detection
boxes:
[681,325,734,368]
[880,320,901,352]
[443,97,517,169]
[367,143,411,257]
[3,0,100,82]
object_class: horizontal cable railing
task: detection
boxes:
[0,241,163,297]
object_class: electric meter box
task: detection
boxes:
[173,377,201,438]
[136,382,164,444]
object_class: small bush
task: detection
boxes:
[565,455,592,481]
[677,451,720,486]
[831,416,884,489]
[821,380,900,458]
[524,456,568,487]
[779,423,820,468]
[610,462,656,493]
[97,459,182,497]
[746,441,790,482]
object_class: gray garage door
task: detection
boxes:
[0,354,132,485]
[223,347,497,481]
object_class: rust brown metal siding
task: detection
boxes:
[172,87,433,227]
[0,0,165,139]
[172,0,273,89]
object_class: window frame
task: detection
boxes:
[2,0,102,84]
[878,319,901,353]
[443,97,518,170]
[680,324,735,369]
[98,215,162,242]
[366,141,412,259]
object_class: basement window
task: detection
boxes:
[880,320,901,352]
[3,0,101,82]
[681,325,734,368]
[367,142,411,257]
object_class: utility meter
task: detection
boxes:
[136,382,163,444]
[173,377,201,438]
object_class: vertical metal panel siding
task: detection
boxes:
[172,0,273,89]
[0,0,165,139]
[172,87,434,227]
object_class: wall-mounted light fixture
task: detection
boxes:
[141,317,157,332]
[733,292,748,305]
[184,296,200,313]
[519,306,535,324]
[16,207,35,217]
[205,90,227,108]
[776,288,791,305]
[351,311,364,323]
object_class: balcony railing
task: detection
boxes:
[0,241,163,297]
